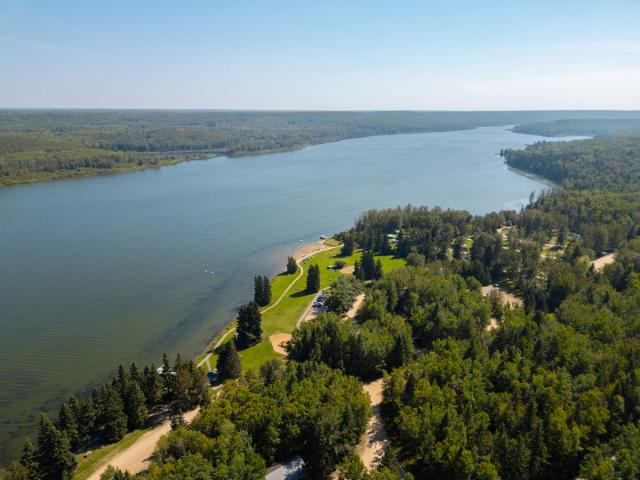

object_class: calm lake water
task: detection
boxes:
[0,126,572,461]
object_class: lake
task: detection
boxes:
[0,126,572,461]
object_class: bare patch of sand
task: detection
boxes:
[87,408,200,480]
[481,285,523,307]
[269,333,292,356]
[592,253,615,272]
[356,379,387,471]
[340,265,355,274]
[485,317,499,332]
[345,293,365,319]
[295,240,336,262]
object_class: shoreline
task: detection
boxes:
[505,164,560,191]
[195,238,336,368]
[1,125,499,188]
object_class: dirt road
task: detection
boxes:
[356,379,387,470]
[87,408,199,479]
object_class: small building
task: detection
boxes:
[265,456,306,480]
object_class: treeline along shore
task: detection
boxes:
[3,110,640,185]
[4,121,640,479]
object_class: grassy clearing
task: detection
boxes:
[235,248,405,372]
[238,247,350,370]
[73,428,148,480]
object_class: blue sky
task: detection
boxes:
[1,0,639,109]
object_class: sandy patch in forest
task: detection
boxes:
[592,253,615,272]
[481,285,523,307]
[356,379,387,470]
[344,293,365,319]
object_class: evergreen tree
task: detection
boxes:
[341,234,355,257]
[374,259,383,280]
[263,275,272,305]
[92,384,127,443]
[360,250,376,280]
[306,264,321,293]
[114,365,128,396]
[453,236,464,259]
[217,342,242,380]
[36,415,76,480]
[19,439,38,480]
[142,364,163,407]
[354,260,363,280]
[286,256,298,275]
[75,398,95,443]
[171,360,207,412]
[235,301,262,349]
[254,275,272,306]
[387,332,413,369]
[122,381,148,430]
[160,353,172,399]
[129,363,142,386]
[57,401,79,449]
[254,275,265,306]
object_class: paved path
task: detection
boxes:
[196,327,235,370]
[295,288,327,328]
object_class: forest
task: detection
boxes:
[2,110,640,185]
[3,124,640,479]
[512,118,640,137]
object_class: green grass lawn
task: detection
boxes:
[235,248,405,372]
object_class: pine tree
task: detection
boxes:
[19,438,38,479]
[160,353,172,399]
[122,381,148,430]
[114,365,128,396]
[235,301,262,349]
[142,364,163,407]
[263,275,272,305]
[58,401,79,449]
[286,256,298,274]
[75,398,95,443]
[92,384,127,443]
[341,235,355,257]
[217,342,242,380]
[374,259,383,280]
[387,333,412,369]
[306,264,321,293]
[254,275,264,305]
[129,362,142,386]
[36,415,77,480]
[353,260,363,280]
[359,250,376,280]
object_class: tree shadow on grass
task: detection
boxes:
[291,289,314,299]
